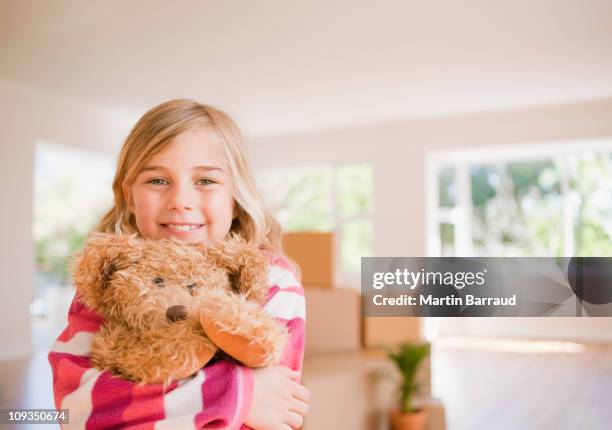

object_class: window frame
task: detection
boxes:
[425,138,612,257]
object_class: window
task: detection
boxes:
[426,140,612,257]
[33,141,114,349]
[256,164,373,280]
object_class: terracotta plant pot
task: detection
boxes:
[390,409,427,430]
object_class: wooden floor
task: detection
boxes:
[2,337,611,430]
[432,337,612,430]
[0,352,57,429]
[1,318,60,429]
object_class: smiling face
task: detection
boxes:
[124,127,235,245]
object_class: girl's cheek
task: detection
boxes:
[211,190,235,211]
[140,188,165,206]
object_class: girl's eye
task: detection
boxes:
[147,178,168,185]
[196,178,215,185]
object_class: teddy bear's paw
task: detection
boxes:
[200,299,289,368]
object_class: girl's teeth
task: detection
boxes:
[166,224,202,232]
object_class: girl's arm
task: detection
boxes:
[241,253,308,430]
[49,296,255,430]
[261,253,306,373]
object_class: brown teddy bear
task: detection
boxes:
[70,232,288,385]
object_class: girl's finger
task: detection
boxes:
[292,383,311,403]
[285,410,304,429]
[290,397,309,417]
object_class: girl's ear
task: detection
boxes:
[70,232,141,309]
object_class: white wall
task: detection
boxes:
[0,83,34,360]
[248,98,612,341]
[0,80,122,360]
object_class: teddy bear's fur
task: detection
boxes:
[71,232,288,385]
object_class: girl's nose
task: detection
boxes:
[166,184,197,211]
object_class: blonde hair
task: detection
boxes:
[96,99,282,252]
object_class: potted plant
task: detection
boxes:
[387,342,430,430]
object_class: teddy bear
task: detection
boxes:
[70,232,288,385]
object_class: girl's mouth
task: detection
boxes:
[161,224,204,233]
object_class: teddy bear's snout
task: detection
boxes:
[166,305,188,322]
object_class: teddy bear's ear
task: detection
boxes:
[199,234,270,302]
[70,232,142,309]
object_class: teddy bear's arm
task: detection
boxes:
[198,288,288,368]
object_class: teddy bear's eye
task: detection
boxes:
[153,277,164,288]
[186,284,197,295]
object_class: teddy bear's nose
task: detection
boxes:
[166,305,187,322]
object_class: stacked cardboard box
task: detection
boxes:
[282,231,425,351]
[303,287,361,357]
[283,232,361,356]
[302,352,445,430]
[282,232,334,288]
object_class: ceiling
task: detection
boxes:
[2,0,612,137]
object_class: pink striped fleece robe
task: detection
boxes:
[48,252,305,430]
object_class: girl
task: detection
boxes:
[49,99,309,430]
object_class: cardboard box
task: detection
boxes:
[302,351,445,430]
[282,232,334,287]
[301,351,396,430]
[362,316,423,349]
[304,287,361,357]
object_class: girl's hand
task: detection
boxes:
[245,365,310,430]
